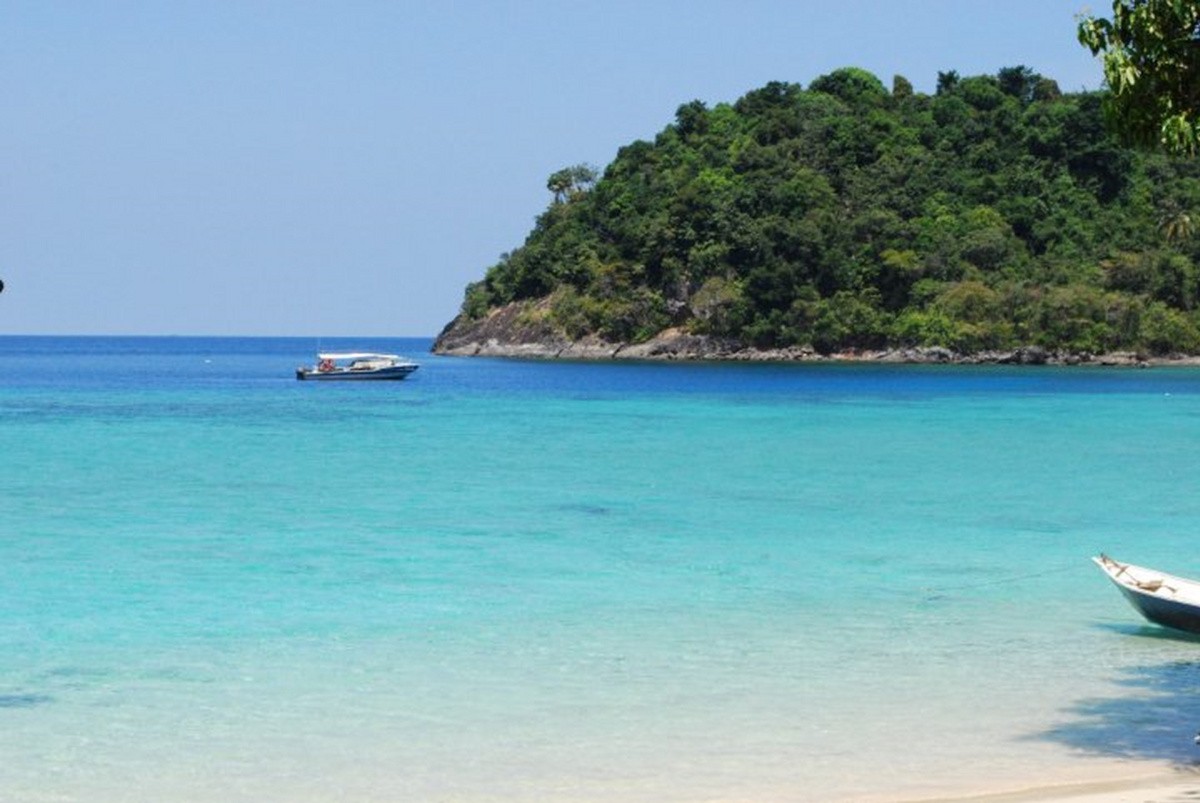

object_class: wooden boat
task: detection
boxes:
[1093,554,1200,634]
[295,352,419,381]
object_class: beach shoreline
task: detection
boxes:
[886,768,1200,803]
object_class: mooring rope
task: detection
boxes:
[922,561,1080,596]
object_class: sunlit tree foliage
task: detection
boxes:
[1078,0,1200,155]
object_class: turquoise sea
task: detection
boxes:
[5,336,1200,802]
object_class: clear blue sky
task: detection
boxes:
[1,1,1104,336]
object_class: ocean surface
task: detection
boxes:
[4,336,1200,802]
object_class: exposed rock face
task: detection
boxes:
[432,302,1179,366]
[434,304,777,360]
[433,302,569,357]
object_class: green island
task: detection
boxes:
[434,66,1200,364]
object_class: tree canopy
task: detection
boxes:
[1078,0,1200,155]
[452,67,1200,356]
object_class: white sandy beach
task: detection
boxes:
[900,770,1200,803]
[953,779,1200,802]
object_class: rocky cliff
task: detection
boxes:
[432,300,1168,366]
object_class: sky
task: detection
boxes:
[0,1,1106,337]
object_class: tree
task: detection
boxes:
[936,70,960,95]
[809,67,888,106]
[674,100,709,137]
[1159,203,1196,242]
[1078,0,1200,155]
[997,65,1039,104]
[547,164,598,203]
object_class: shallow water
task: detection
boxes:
[3,337,1200,801]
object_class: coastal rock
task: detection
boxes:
[432,301,1198,367]
[1015,346,1048,365]
[1096,351,1148,366]
[433,301,569,357]
[614,329,742,360]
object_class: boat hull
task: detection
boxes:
[296,365,418,381]
[1094,555,1200,635]
[1112,583,1200,634]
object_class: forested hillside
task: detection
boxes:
[442,67,1200,357]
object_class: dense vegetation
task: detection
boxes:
[455,67,1200,355]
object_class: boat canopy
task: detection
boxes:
[317,352,403,361]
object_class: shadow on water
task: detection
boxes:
[554,502,614,516]
[1097,622,1200,645]
[0,693,53,709]
[1029,625,1200,767]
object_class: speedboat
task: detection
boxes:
[296,352,419,381]
[1093,553,1200,634]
